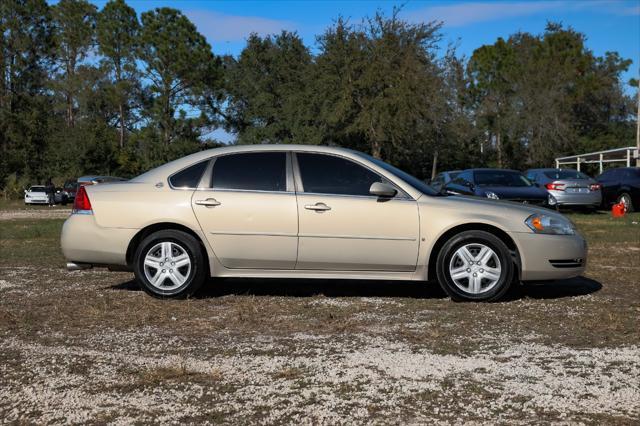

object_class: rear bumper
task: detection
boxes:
[61,214,137,266]
[509,231,587,281]
[549,190,601,206]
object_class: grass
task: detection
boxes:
[0,219,66,265]
[0,198,69,210]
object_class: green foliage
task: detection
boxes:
[225,31,316,145]
[468,23,634,169]
[0,3,636,196]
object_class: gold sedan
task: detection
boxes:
[61,145,587,301]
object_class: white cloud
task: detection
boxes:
[405,0,640,27]
[184,10,297,42]
[405,1,562,27]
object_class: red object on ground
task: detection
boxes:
[611,202,626,217]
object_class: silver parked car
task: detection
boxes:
[525,168,602,208]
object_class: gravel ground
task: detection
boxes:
[0,213,639,424]
[0,208,71,221]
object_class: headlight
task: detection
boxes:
[485,191,499,200]
[525,214,575,235]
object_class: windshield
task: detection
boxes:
[354,152,439,196]
[544,170,589,180]
[475,171,532,187]
[29,186,46,192]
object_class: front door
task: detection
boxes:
[294,152,420,271]
[192,151,298,269]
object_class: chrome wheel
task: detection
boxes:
[449,243,502,295]
[618,194,631,212]
[143,242,191,291]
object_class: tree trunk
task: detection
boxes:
[118,103,125,148]
[496,130,503,168]
[371,140,382,159]
[431,149,438,180]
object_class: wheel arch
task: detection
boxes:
[426,223,521,282]
[126,222,211,271]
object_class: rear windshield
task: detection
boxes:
[475,171,532,187]
[544,170,589,180]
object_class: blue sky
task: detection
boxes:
[66,0,640,142]
[86,0,639,83]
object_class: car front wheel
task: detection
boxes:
[133,229,207,298]
[436,230,515,302]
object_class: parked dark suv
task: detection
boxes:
[596,167,640,212]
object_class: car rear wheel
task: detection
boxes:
[617,193,634,212]
[436,230,515,302]
[133,230,207,299]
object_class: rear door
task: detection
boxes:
[293,152,419,271]
[191,152,298,269]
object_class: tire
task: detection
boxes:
[133,229,207,299]
[617,193,634,213]
[436,230,515,302]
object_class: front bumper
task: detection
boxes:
[509,231,587,281]
[61,214,137,266]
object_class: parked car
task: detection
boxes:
[53,187,69,205]
[77,175,127,186]
[430,170,462,192]
[63,180,79,201]
[596,167,640,212]
[24,185,54,205]
[443,169,552,206]
[61,145,586,302]
[525,168,602,209]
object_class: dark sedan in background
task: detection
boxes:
[597,167,640,212]
[443,169,552,206]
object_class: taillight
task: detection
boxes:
[73,186,93,214]
[545,182,566,191]
[589,183,601,191]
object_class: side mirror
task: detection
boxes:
[369,181,397,198]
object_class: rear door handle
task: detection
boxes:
[195,198,221,207]
[304,202,331,212]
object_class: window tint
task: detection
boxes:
[452,171,473,186]
[211,152,287,192]
[169,160,209,189]
[543,170,589,180]
[475,171,532,187]
[297,153,382,196]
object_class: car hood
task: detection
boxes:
[477,185,548,199]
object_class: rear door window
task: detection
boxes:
[211,152,287,192]
[169,160,209,189]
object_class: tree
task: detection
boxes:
[96,0,140,148]
[0,0,54,188]
[138,7,221,146]
[51,0,97,128]
[313,11,444,175]
[225,31,316,144]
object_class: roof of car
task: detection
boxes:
[465,168,522,173]
[131,144,366,182]
[127,144,424,199]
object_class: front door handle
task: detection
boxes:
[304,202,331,212]
[195,198,221,207]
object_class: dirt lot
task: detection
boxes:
[1,208,639,424]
